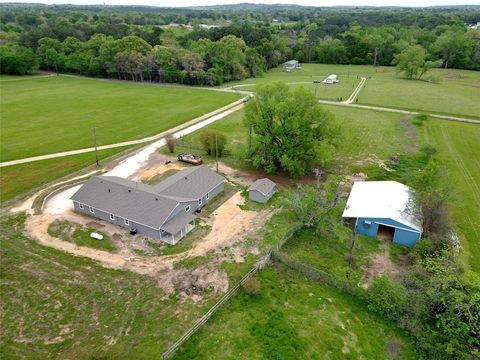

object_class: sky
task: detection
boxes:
[1,0,480,7]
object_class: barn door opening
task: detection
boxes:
[377,224,395,241]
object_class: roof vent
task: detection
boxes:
[128,189,131,192]
[155,198,158,201]
[184,176,188,180]
[108,189,111,192]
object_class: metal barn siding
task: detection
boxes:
[355,217,421,247]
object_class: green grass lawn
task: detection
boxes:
[422,120,480,273]
[0,146,131,202]
[0,75,240,161]
[227,64,480,118]
[174,264,416,359]
[281,229,381,284]
[48,219,115,252]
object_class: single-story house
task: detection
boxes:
[283,60,301,70]
[342,181,422,247]
[70,165,224,245]
[322,74,339,84]
[248,178,277,203]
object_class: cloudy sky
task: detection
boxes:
[1,0,479,6]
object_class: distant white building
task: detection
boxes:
[465,22,480,29]
[322,74,339,84]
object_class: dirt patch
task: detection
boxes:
[185,192,273,261]
[134,158,184,183]
[360,242,403,288]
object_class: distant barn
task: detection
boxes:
[283,60,301,71]
[342,181,422,247]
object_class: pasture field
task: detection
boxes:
[177,105,418,173]
[0,213,212,359]
[422,120,480,273]
[0,76,240,161]
[174,264,416,359]
[227,64,480,118]
[0,146,131,202]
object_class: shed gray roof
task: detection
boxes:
[154,165,224,199]
[248,178,276,196]
[70,166,224,230]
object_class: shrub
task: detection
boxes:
[199,130,227,157]
[367,276,408,319]
[165,133,176,153]
[242,277,261,295]
[411,114,429,126]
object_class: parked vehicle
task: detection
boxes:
[313,80,321,83]
[177,153,203,165]
[90,232,103,240]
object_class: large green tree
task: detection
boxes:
[393,44,441,80]
[245,82,337,176]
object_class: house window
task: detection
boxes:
[124,219,129,226]
[110,213,115,221]
[206,192,210,200]
[364,220,371,228]
[198,198,202,206]
[79,203,84,210]
[89,206,94,213]
[185,205,190,212]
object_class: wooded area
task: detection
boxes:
[1,4,479,83]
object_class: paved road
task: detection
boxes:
[0,100,245,168]
[318,100,480,124]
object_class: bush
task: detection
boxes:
[199,130,227,157]
[165,133,176,153]
[242,277,261,295]
[411,114,429,126]
[367,276,408,319]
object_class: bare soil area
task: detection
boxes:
[360,242,403,288]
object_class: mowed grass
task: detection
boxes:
[174,264,416,359]
[226,64,480,118]
[0,213,218,359]
[422,120,480,273]
[0,76,240,161]
[0,146,131,202]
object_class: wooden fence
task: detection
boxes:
[160,222,302,359]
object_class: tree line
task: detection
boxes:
[1,4,479,81]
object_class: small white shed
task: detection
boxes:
[248,178,277,203]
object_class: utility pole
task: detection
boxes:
[92,127,99,166]
[215,134,218,173]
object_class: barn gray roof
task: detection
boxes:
[70,166,224,230]
[248,178,276,196]
[154,165,224,199]
[161,211,195,234]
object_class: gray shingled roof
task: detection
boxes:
[248,178,276,196]
[154,165,224,199]
[70,166,224,230]
[161,211,195,234]
[70,176,179,229]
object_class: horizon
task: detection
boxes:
[1,1,480,8]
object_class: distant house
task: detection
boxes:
[70,166,224,245]
[342,181,422,247]
[248,178,277,203]
[283,60,301,71]
[322,74,339,84]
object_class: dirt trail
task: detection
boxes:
[361,242,402,288]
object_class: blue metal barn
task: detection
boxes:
[342,181,422,247]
